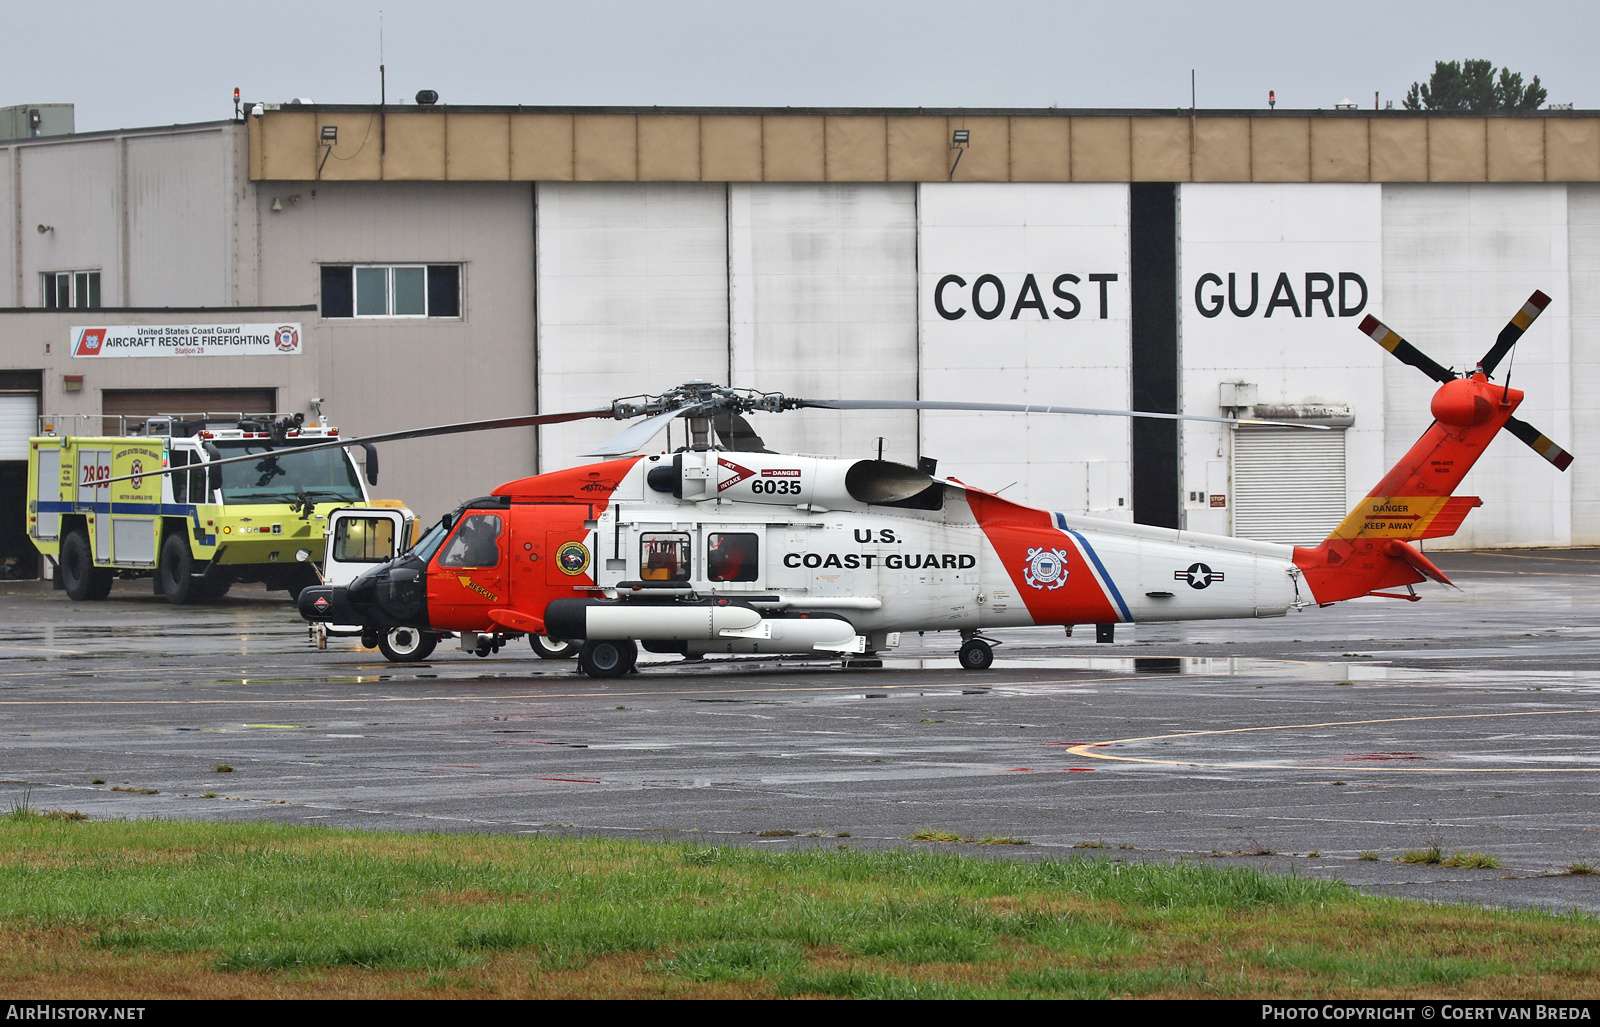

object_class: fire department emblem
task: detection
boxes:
[130,459,143,490]
[1023,546,1069,590]
[274,325,300,352]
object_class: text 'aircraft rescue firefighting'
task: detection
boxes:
[90,292,1572,677]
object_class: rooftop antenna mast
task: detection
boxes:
[379,10,387,155]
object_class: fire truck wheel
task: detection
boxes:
[61,529,113,601]
[159,534,199,604]
[958,639,995,670]
[378,627,437,663]
[530,635,580,660]
[579,639,637,678]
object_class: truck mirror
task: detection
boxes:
[203,442,224,493]
[361,443,379,486]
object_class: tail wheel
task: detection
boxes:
[378,627,437,663]
[60,529,112,601]
[958,639,994,670]
[579,639,637,679]
[530,635,580,660]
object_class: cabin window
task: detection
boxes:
[438,513,503,569]
[707,533,759,582]
[333,516,396,563]
[640,532,691,581]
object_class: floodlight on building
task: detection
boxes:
[952,129,969,146]
[321,125,338,142]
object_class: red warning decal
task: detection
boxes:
[718,458,755,492]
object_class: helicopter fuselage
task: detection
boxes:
[299,447,1307,670]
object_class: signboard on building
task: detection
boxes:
[70,324,302,358]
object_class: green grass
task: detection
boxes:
[2,816,1599,999]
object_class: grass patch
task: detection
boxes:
[1564,865,1597,877]
[2,819,1600,998]
[1396,846,1444,865]
[1440,852,1502,869]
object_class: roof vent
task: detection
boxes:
[415,90,439,105]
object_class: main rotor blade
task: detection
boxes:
[790,398,1329,430]
[1357,315,1456,384]
[84,407,616,488]
[1480,290,1552,377]
[580,403,711,457]
[1503,416,1575,471]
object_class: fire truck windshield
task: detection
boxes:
[214,441,364,505]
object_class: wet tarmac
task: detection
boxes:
[4,547,1600,913]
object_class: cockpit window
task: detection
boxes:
[640,532,690,581]
[438,513,503,569]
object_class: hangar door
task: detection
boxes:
[102,389,277,431]
[1231,426,1348,546]
[0,376,42,578]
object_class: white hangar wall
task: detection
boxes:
[917,182,1133,517]
[1572,185,1600,546]
[535,182,730,469]
[1381,184,1573,550]
[728,184,918,461]
[1178,184,1385,542]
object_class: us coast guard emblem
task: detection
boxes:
[1023,547,1070,590]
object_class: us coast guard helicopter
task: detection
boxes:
[94,293,1572,677]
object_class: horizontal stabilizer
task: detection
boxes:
[1385,539,1453,586]
[1418,496,1483,540]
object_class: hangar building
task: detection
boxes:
[2,102,1599,575]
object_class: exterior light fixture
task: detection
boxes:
[1268,90,1276,109]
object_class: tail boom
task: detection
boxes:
[1293,374,1517,604]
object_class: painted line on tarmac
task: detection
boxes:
[1067,707,1600,772]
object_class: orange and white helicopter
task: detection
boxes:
[97,293,1572,677]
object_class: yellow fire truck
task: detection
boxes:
[27,412,393,603]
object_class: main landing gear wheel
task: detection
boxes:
[579,639,637,679]
[60,529,113,601]
[958,639,995,670]
[378,627,437,663]
[530,634,580,660]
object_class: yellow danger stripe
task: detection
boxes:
[1327,496,1456,541]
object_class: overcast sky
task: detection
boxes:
[5,1,1595,132]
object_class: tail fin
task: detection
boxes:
[1292,373,1515,604]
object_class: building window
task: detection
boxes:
[42,271,101,309]
[320,264,460,319]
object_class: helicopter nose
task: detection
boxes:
[298,584,358,624]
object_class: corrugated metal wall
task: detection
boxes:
[1570,185,1600,546]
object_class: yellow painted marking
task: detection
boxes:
[1512,310,1534,329]
[1067,708,1600,772]
[1327,495,1453,540]
[241,723,311,729]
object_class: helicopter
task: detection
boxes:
[86,292,1570,677]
